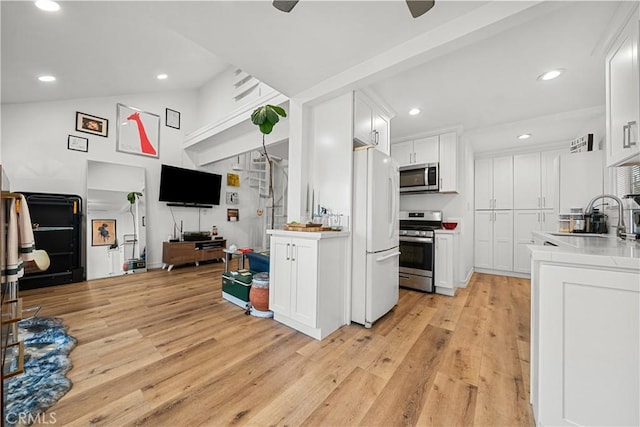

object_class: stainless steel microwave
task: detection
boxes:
[399,163,439,193]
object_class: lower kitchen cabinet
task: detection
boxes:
[474,210,513,272]
[434,231,458,296]
[513,210,554,274]
[531,263,639,426]
[268,231,348,340]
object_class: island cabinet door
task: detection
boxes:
[538,264,639,427]
[289,238,318,328]
[269,237,292,317]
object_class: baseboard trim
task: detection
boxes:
[474,268,531,279]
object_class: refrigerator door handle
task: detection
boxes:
[388,174,396,239]
[376,251,401,262]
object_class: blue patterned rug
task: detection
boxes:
[4,317,76,426]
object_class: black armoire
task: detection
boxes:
[19,192,84,289]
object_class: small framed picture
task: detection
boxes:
[76,112,108,137]
[227,173,240,187]
[166,108,180,129]
[227,209,239,222]
[67,135,88,152]
[226,192,239,205]
[91,219,116,246]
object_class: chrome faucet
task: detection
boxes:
[585,194,626,239]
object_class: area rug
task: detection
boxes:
[4,317,77,426]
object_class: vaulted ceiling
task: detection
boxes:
[1,1,626,151]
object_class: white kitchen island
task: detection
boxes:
[528,232,640,426]
[267,229,350,340]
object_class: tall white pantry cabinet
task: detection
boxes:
[474,156,514,272]
[474,150,563,274]
[512,150,563,273]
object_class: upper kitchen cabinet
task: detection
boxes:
[353,92,390,154]
[475,156,513,210]
[438,132,458,193]
[606,5,640,167]
[513,150,561,210]
[391,136,438,167]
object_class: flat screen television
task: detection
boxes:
[159,164,222,207]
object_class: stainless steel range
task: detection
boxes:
[398,210,442,292]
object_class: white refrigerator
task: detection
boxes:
[351,147,400,328]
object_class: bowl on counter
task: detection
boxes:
[442,222,458,230]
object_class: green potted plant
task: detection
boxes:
[127,191,142,259]
[251,104,287,230]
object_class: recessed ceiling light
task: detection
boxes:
[38,75,56,82]
[157,74,168,80]
[35,0,60,12]
[409,108,421,116]
[518,133,532,140]
[537,69,565,81]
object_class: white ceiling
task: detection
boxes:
[0,1,626,152]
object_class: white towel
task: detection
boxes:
[17,195,35,262]
[1,195,35,283]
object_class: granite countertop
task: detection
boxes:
[529,231,640,271]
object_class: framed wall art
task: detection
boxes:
[91,219,116,246]
[76,112,108,137]
[226,192,239,205]
[67,135,88,152]
[227,173,240,187]
[166,108,180,129]
[116,103,160,158]
[227,209,239,222]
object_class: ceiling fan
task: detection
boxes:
[273,0,435,19]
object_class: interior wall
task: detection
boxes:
[196,66,277,131]
[0,89,241,270]
[310,92,353,224]
[196,66,237,128]
[199,154,270,252]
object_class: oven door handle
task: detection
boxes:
[376,251,401,262]
[399,236,433,243]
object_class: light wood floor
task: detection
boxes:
[20,261,534,426]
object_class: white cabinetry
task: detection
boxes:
[513,151,559,210]
[434,232,458,296]
[475,156,513,210]
[354,92,390,154]
[268,231,348,340]
[474,155,513,272]
[391,136,438,167]
[513,210,554,274]
[532,264,639,426]
[391,140,414,167]
[474,210,513,271]
[438,132,458,193]
[606,5,640,166]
